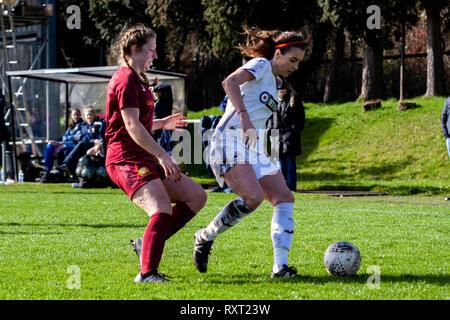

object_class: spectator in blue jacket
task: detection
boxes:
[41,109,85,172]
[57,106,105,177]
[441,97,450,160]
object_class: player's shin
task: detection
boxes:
[201,198,253,241]
[271,202,294,273]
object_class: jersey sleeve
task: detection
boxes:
[240,58,270,81]
[115,72,140,109]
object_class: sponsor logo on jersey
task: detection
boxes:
[137,166,152,179]
[259,91,278,112]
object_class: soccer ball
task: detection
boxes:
[324,241,361,276]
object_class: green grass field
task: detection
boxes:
[0,184,448,300]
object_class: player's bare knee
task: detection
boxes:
[182,185,207,213]
[244,192,264,211]
[285,191,295,203]
[270,190,294,206]
[194,188,207,211]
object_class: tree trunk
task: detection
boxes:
[424,0,446,96]
[174,31,188,72]
[350,38,359,100]
[360,41,384,101]
[399,15,406,102]
[323,28,345,103]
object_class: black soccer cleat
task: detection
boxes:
[271,265,298,278]
[193,229,214,273]
[134,271,170,283]
[130,238,143,267]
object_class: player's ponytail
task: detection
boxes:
[237,26,307,60]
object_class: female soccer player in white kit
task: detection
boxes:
[193,27,307,277]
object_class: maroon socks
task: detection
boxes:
[140,203,197,275]
[166,202,197,240]
[140,211,171,275]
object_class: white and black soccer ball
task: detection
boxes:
[324,241,361,276]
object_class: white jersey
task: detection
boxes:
[215,57,278,133]
[209,57,280,186]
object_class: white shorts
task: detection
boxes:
[209,129,279,187]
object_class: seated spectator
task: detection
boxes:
[57,106,105,179]
[72,140,112,188]
[38,109,85,172]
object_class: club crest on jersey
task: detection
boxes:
[137,166,152,179]
[259,91,278,112]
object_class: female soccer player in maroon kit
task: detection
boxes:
[105,24,207,283]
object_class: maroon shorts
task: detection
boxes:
[106,159,166,199]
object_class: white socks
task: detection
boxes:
[271,202,294,273]
[201,198,253,241]
[200,199,294,274]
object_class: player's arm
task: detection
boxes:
[222,69,254,115]
[152,114,188,131]
[121,107,166,158]
[121,107,181,179]
[222,69,258,147]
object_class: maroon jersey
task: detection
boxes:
[105,67,155,166]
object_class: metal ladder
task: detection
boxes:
[1,0,41,159]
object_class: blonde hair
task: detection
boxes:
[237,26,307,60]
[113,24,158,87]
[83,106,95,114]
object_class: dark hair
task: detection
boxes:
[237,26,307,60]
[112,24,158,87]
[68,108,81,129]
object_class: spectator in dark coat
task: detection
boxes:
[152,83,174,146]
[441,97,450,160]
[267,81,305,191]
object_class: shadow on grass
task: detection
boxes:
[0,230,63,235]
[301,117,335,160]
[0,222,143,229]
[0,190,117,195]
[297,183,446,195]
[300,158,414,183]
[208,273,449,286]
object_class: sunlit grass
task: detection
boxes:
[0,184,448,299]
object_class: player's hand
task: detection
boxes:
[240,114,257,148]
[157,152,182,182]
[162,113,188,131]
